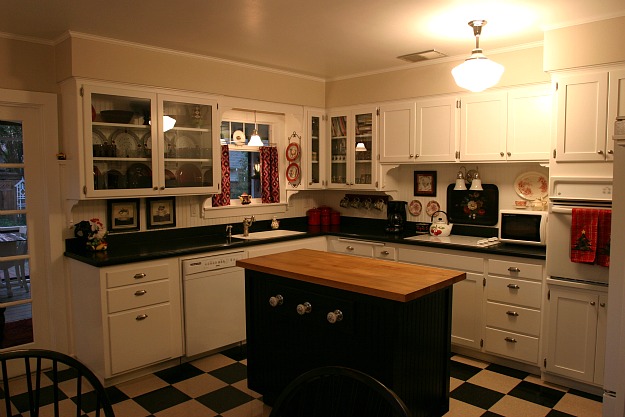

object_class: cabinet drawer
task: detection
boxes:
[485,301,540,336]
[108,303,173,375]
[484,327,539,364]
[489,259,542,281]
[107,280,170,314]
[487,276,542,308]
[106,262,171,288]
[329,239,374,257]
[398,248,483,272]
[375,246,396,261]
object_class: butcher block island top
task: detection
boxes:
[236,248,465,302]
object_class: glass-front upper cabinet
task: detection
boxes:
[306,109,326,189]
[82,84,219,197]
[327,107,377,189]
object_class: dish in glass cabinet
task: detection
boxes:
[232,130,246,145]
[203,169,213,186]
[164,169,177,187]
[286,142,300,161]
[92,128,106,145]
[514,171,548,201]
[141,132,152,150]
[126,163,152,188]
[286,163,301,183]
[425,200,440,217]
[111,129,140,158]
[177,163,202,186]
[106,169,124,189]
[175,134,196,148]
[408,200,422,216]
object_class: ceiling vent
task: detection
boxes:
[397,49,447,63]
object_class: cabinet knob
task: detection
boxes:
[507,152,511,157]
[380,250,390,255]
[500,152,505,157]
[600,302,606,307]
[506,311,519,316]
[409,154,414,158]
[504,337,517,343]
[309,181,313,185]
[269,294,284,307]
[135,314,148,321]
[160,186,165,190]
[346,246,354,251]
[327,310,344,324]
[153,187,159,191]
[507,284,520,289]
[597,150,604,155]
[415,154,419,158]
[134,290,147,296]
[508,267,521,273]
[134,273,146,280]
[296,302,312,315]
[608,150,614,155]
[590,301,596,306]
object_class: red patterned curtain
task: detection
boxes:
[212,145,231,206]
[260,146,280,203]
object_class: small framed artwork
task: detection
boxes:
[107,198,140,232]
[146,197,176,229]
[414,171,437,197]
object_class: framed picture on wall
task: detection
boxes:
[414,171,437,197]
[107,198,140,232]
[146,197,176,229]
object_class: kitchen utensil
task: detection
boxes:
[429,210,453,237]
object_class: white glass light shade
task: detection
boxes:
[452,52,504,93]
[469,178,483,191]
[454,178,468,190]
[163,116,176,132]
[355,142,367,151]
[248,130,264,147]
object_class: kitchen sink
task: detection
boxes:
[232,230,306,240]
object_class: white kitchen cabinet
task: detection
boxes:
[379,97,457,163]
[397,246,484,350]
[459,91,508,161]
[327,106,378,189]
[545,281,608,385]
[68,258,183,380]
[247,237,327,258]
[305,109,327,189]
[483,258,544,365]
[506,85,552,161]
[552,69,625,162]
[60,79,220,199]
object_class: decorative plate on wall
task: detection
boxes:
[286,142,300,161]
[286,163,301,183]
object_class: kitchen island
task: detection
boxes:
[237,249,466,417]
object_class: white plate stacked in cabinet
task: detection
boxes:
[484,258,543,365]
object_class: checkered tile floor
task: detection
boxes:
[3,346,603,417]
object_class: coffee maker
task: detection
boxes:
[385,200,407,233]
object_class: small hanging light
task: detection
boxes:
[453,166,468,190]
[468,168,483,191]
[355,142,367,151]
[248,111,264,147]
[452,20,504,93]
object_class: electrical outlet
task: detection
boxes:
[190,204,198,217]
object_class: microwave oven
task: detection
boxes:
[498,210,547,246]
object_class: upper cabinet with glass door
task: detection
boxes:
[70,82,220,199]
[328,107,377,189]
[305,109,326,189]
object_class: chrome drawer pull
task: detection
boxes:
[134,290,147,296]
[507,284,520,289]
[380,250,390,255]
[504,337,517,343]
[508,267,520,273]
[136,314,148,321]
[506,311,519,316]
[346,246,354,251]
[134,273,146,279]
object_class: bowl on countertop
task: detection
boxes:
[100,110,134,124]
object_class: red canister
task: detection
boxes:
[307,208,321,225]
[319,206,332,226]
[330,210,341,225]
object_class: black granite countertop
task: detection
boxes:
[64,217,546,267]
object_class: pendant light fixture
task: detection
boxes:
[452,20,504,93]
[248,111,264,147]
[355,142,367,151]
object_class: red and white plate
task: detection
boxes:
[286,142,300,161]
[408,200,422,216]
[425,200,440,217]
[514,171,548,200]
[286,163,300,183]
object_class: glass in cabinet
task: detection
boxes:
[306,110,326,188]
[83,84,219,197]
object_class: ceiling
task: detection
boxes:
[1,0,625,80]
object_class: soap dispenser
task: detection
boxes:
[271,216,280,230]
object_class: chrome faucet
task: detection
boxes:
[225,224,233,238]
[242,216,255,236]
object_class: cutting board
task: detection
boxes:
[446,184,499,226]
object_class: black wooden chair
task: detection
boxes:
[268,366,412,417]
[0,349,115,417]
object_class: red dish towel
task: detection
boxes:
[570,208,599,264]
[596,210,612,267]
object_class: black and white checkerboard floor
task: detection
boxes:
[4,345,603,417]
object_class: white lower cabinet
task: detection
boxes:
[545,281,607,385]
[247,237,327,258]
[69,258,183,381]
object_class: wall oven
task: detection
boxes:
[546,177,613,285]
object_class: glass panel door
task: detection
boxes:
[330,115,347,186]
[354,112,373,187]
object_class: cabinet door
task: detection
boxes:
[451,272,483,349]
[306,109,326,188]
[379,101,416,163]
[328,113,349,188]
[594,293,608,385]
[352,109,377,189]
[607,69,625,161]
[459,92,507,161]
[546,286,598,383]
[507,86,552,161]
[555,72,609,161]
[85,85,158,198]
[159,94,220,194]
[416,96,458,162]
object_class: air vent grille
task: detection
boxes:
[397,49,447,63]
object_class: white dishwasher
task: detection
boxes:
[182,251,247,357]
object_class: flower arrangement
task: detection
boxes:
[74,218,109,251]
